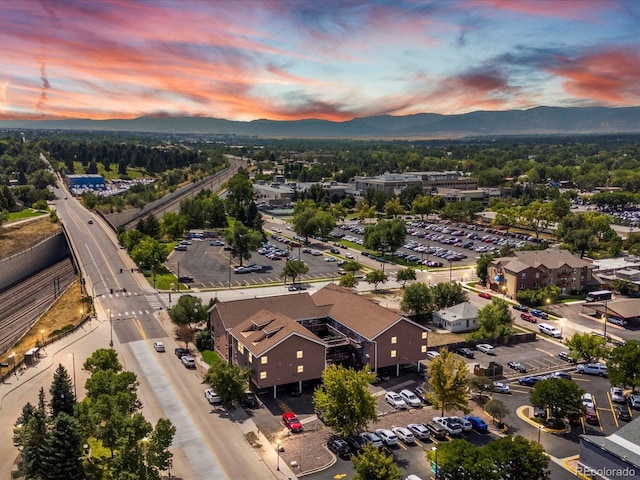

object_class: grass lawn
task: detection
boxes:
[201,350,224,367]
[72,161,148,179]
[8,209,47,221]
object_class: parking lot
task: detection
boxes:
[165,235,345,289]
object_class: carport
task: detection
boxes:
[581,298,640,325]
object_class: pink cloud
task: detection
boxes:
[549,48,640,104]
[474,0,611,20]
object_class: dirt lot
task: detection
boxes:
[0,217,60,259]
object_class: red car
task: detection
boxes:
[585,408,599,425]
[282,412,303,432]
[521,313,537,323]
[478,292,491,299]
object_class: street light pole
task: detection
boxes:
[275,439,281,471]
[71,353,77,399]
[40,329,45,349]
[432,446,438,480]
[108,309,113,348]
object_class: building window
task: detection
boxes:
[391,350,397,358]
[535,272,540,279]
[521,273,526,279]
[297,365,304,373]
[238,344,244,354]
[421,332,427,340]
[248,353,253,363]
[261,356,268,365]
[520,283,525,289]
[260,371,267,380]
[421,345,426,353]
[296,350,303,359]
[391,336,397,344]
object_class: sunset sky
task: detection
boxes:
[1,0,639,122]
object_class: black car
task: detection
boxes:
[615,405,632,421]
[456,347,475,359]
[512,304,528,312]
[330,248,340,254]
[327,438,350,457]
[414,386,432,405]
[174,347,190,359]
[518,376,540,386]
[424,421,447,440]
[178,275,194,283]
[242,392,259,408]
[345,435,367,454]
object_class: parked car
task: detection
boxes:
[242,392,260,408]
[608,316,627,327]
[584,407,599,425]
[464,415,488,433]
[282,412,303,432]
[327,438,350,456]
[399,389,422,407]
[414,386,432,404]
[558,351,577,363]
[582,393,595,408]
[521,313,537,323]
[615,405,632,421]
[345,435,367,454]
[181,355,196,369]
[204,389,221,404]
[476,344,496,355]
[478,292,491,299]
[426,350,441,360]
[433,417,462,436]
[550,371,572,380]
[610,387,626,404]
[455,347,475,358]
[518,376,540,387]
[174,347,190,358]
[530,309,548,319]
[360,431,383,448]
[153,341,165,352]
[630,395,640,409]
[385,392,408,409]
[508,361,527,373]
[375,429,399,446]
[424,421,447,440]
[392,427,415,444]
[448,416,472,432]
[493,382,511,394]
[210,239,224,246]
[512,304,528,312]
[577,363,608,377]
[87,219,93,224]
[407,423,430,440]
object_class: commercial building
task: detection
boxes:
[66,174,106,193]
[347,171,479,197]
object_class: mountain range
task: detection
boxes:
[1,106,640,138]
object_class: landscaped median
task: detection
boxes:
[515,405,569,434]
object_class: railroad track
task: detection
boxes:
[0,258,76,354]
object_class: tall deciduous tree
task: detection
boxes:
[485,398,510,425]
[427,349,470,416]
[396,267,416,288]
[225,170,254,217]
[161,211,188,240]
[312,365,377,437]
[384,197,405,218]
[563,332,608,363]
[204,362,251,407]
[607,340,640,393]
[363,219,406,255]
[401,282,433,316]
[365,269,388,291]
[427,439,498,480]
[467,298,513,341]
[411,195,434,220]
[530,378,584,421]
[130,236,168,270]
[352,444,403,480]
[224,221,263,266]
[339,273,359,288]
[489,436,550,480]
[431,282,469,310]
[281,260,309,285]
[49,364,75,418]
[169,294,208,330]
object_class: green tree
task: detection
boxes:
[281,259,309,285]
[365,269,388,291]
[476,254,494,285]
[118,228,144,252]
[342,260,362,272]
[312,365,377,437]
[431,282,469,310]
[354,199,377,222]
[427,349,470,416]
[292,203,319,243]
[168,294,208,330]
[396,267,416,288]
[564,332,608,363]
[411,195,434,220]
[427,439,497,480]
[610,279,637,296]
[40,413,85,480]
[33,199,49,211]
[384,197,405,218]
[130,236,168,270]
[468,376,494,399]
[146,418,177,476]
[401,282,433,316]
[204,362,251,407]
[363,219,406,254]
[136,214,162,240]
[522,201,555,240]
[339,272,359,288]
[161,211,188,240]
[226,170,254,217]
[492,202,520,234]
[485,398,510,425]
[49,364,75,418]
[468,298,513,341]
[83,348,122,373]
[530,378,584,421]
[203,195,228,229]
[489,436,550,480]
[224,221,263,266]
[352,444,403,480]
[15,408,48,479]
[607,340,640,393]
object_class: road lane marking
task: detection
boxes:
[133,317,147,340]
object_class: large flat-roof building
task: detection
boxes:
[67,174,105,193]
[347,171,479,197]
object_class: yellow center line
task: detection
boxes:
[133,317,147,340]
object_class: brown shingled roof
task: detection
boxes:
[493,249,593,273]
[210,292,323,331]
[230,310,325,357]
[311,283,404,340]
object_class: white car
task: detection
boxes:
[204,389,221,404]
[375,428,398,446]
[399,389,422,407]
[407,423,430,440]
[345,253,354,259]
[582,393,594,408]
[610,387,626,404]
[324,257,337,262]
[433,416,462,436]
[426,351,441,360]
[493,382,511,394]
[209,239,224,246]
[385,392,408,409]
[392,426,415,444]
[153,341,165,352]
[448,416,472,432]
[477,344,496,355]
[630,395,640,409]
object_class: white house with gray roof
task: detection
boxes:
[432,302,479,333]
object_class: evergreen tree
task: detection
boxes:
[40,413,85,480]
[49,364,76,417]
[20,408,48,479]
